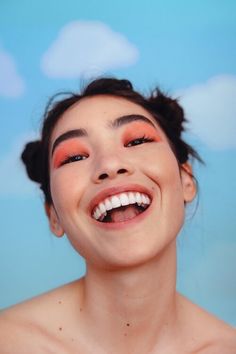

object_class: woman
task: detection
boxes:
[0,78,235,353]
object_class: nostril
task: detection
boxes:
[98,168,128,181]
[99,173,109,180]
[117,168,127,174]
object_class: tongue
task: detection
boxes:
[110,205,140,222]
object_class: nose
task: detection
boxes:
[92,153,135,184]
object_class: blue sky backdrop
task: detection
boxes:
[0,0,236,325]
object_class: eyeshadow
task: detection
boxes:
[122,122,162,143]
[52,139,87,168]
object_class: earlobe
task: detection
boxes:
[180,163,196,203]
[44,204,64,237]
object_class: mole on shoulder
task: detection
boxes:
[126,323,130,327]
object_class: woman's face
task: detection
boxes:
[48,95,195,269]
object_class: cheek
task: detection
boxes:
[49,169,87,214]
[147,148,186,231]
[50,175,70,213]
[141,144,185,208]
[139,144,180,184]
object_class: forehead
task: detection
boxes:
[51,95,160,141]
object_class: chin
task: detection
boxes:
[89,237,173,271]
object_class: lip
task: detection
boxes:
[88,184,153,216]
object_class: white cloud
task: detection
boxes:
[0,47,26,97]
[0,133,40,197]
[178,75,236,150]
[41,21,139,78]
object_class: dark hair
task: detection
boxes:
[21,77,202,204]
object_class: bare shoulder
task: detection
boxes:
[0,310,51,354]
[194,322,236,353]
[177,293,236,353]
[0,279,84,353]
[196,334,236,354]
[199,329,236,354]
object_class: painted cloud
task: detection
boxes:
[179,75,236,150]
[0,47,25,97]
[41,21,139,78]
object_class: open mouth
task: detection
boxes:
[92,191,151,223]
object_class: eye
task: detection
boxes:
[126,135,154,147]
[60,154,88,166]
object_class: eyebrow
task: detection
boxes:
[51,114,156,156]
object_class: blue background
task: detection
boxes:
[0,0,235,326]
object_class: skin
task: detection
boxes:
[0,95,235,353]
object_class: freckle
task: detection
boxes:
[71,338,74,342]
[59,327,62,331]
[124,333,127,336]
[80,307,83,312]
[58,301,62,304]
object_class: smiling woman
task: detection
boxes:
[0,78,235,353]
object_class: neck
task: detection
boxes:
[81,240,179,353]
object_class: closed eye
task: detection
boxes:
[126,135,154,147]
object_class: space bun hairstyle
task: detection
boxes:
[21,77,202,205]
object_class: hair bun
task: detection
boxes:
[118,79,133,90]
[84,78,133,96]
[21,141,43,184]
[149,90,186,137]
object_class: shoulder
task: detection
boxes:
[196,335,236,354]
[193,322,236,354]
[177,293,236,353]
[0,278,83,321]
[0,310,47,353]
[0,308,65,354]
[191,320,236,353]
[206,329,236,354]
[0,279,84,353]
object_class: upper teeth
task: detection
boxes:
[92,191,151,221]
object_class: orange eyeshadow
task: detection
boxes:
[52,139,87,168]
[123,122,162,143]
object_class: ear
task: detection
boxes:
[180,163,196,203]
[45,203,64,237]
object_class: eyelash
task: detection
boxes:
[125,135,154,147]
[60,154,88,167]
[58,135,154,167]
